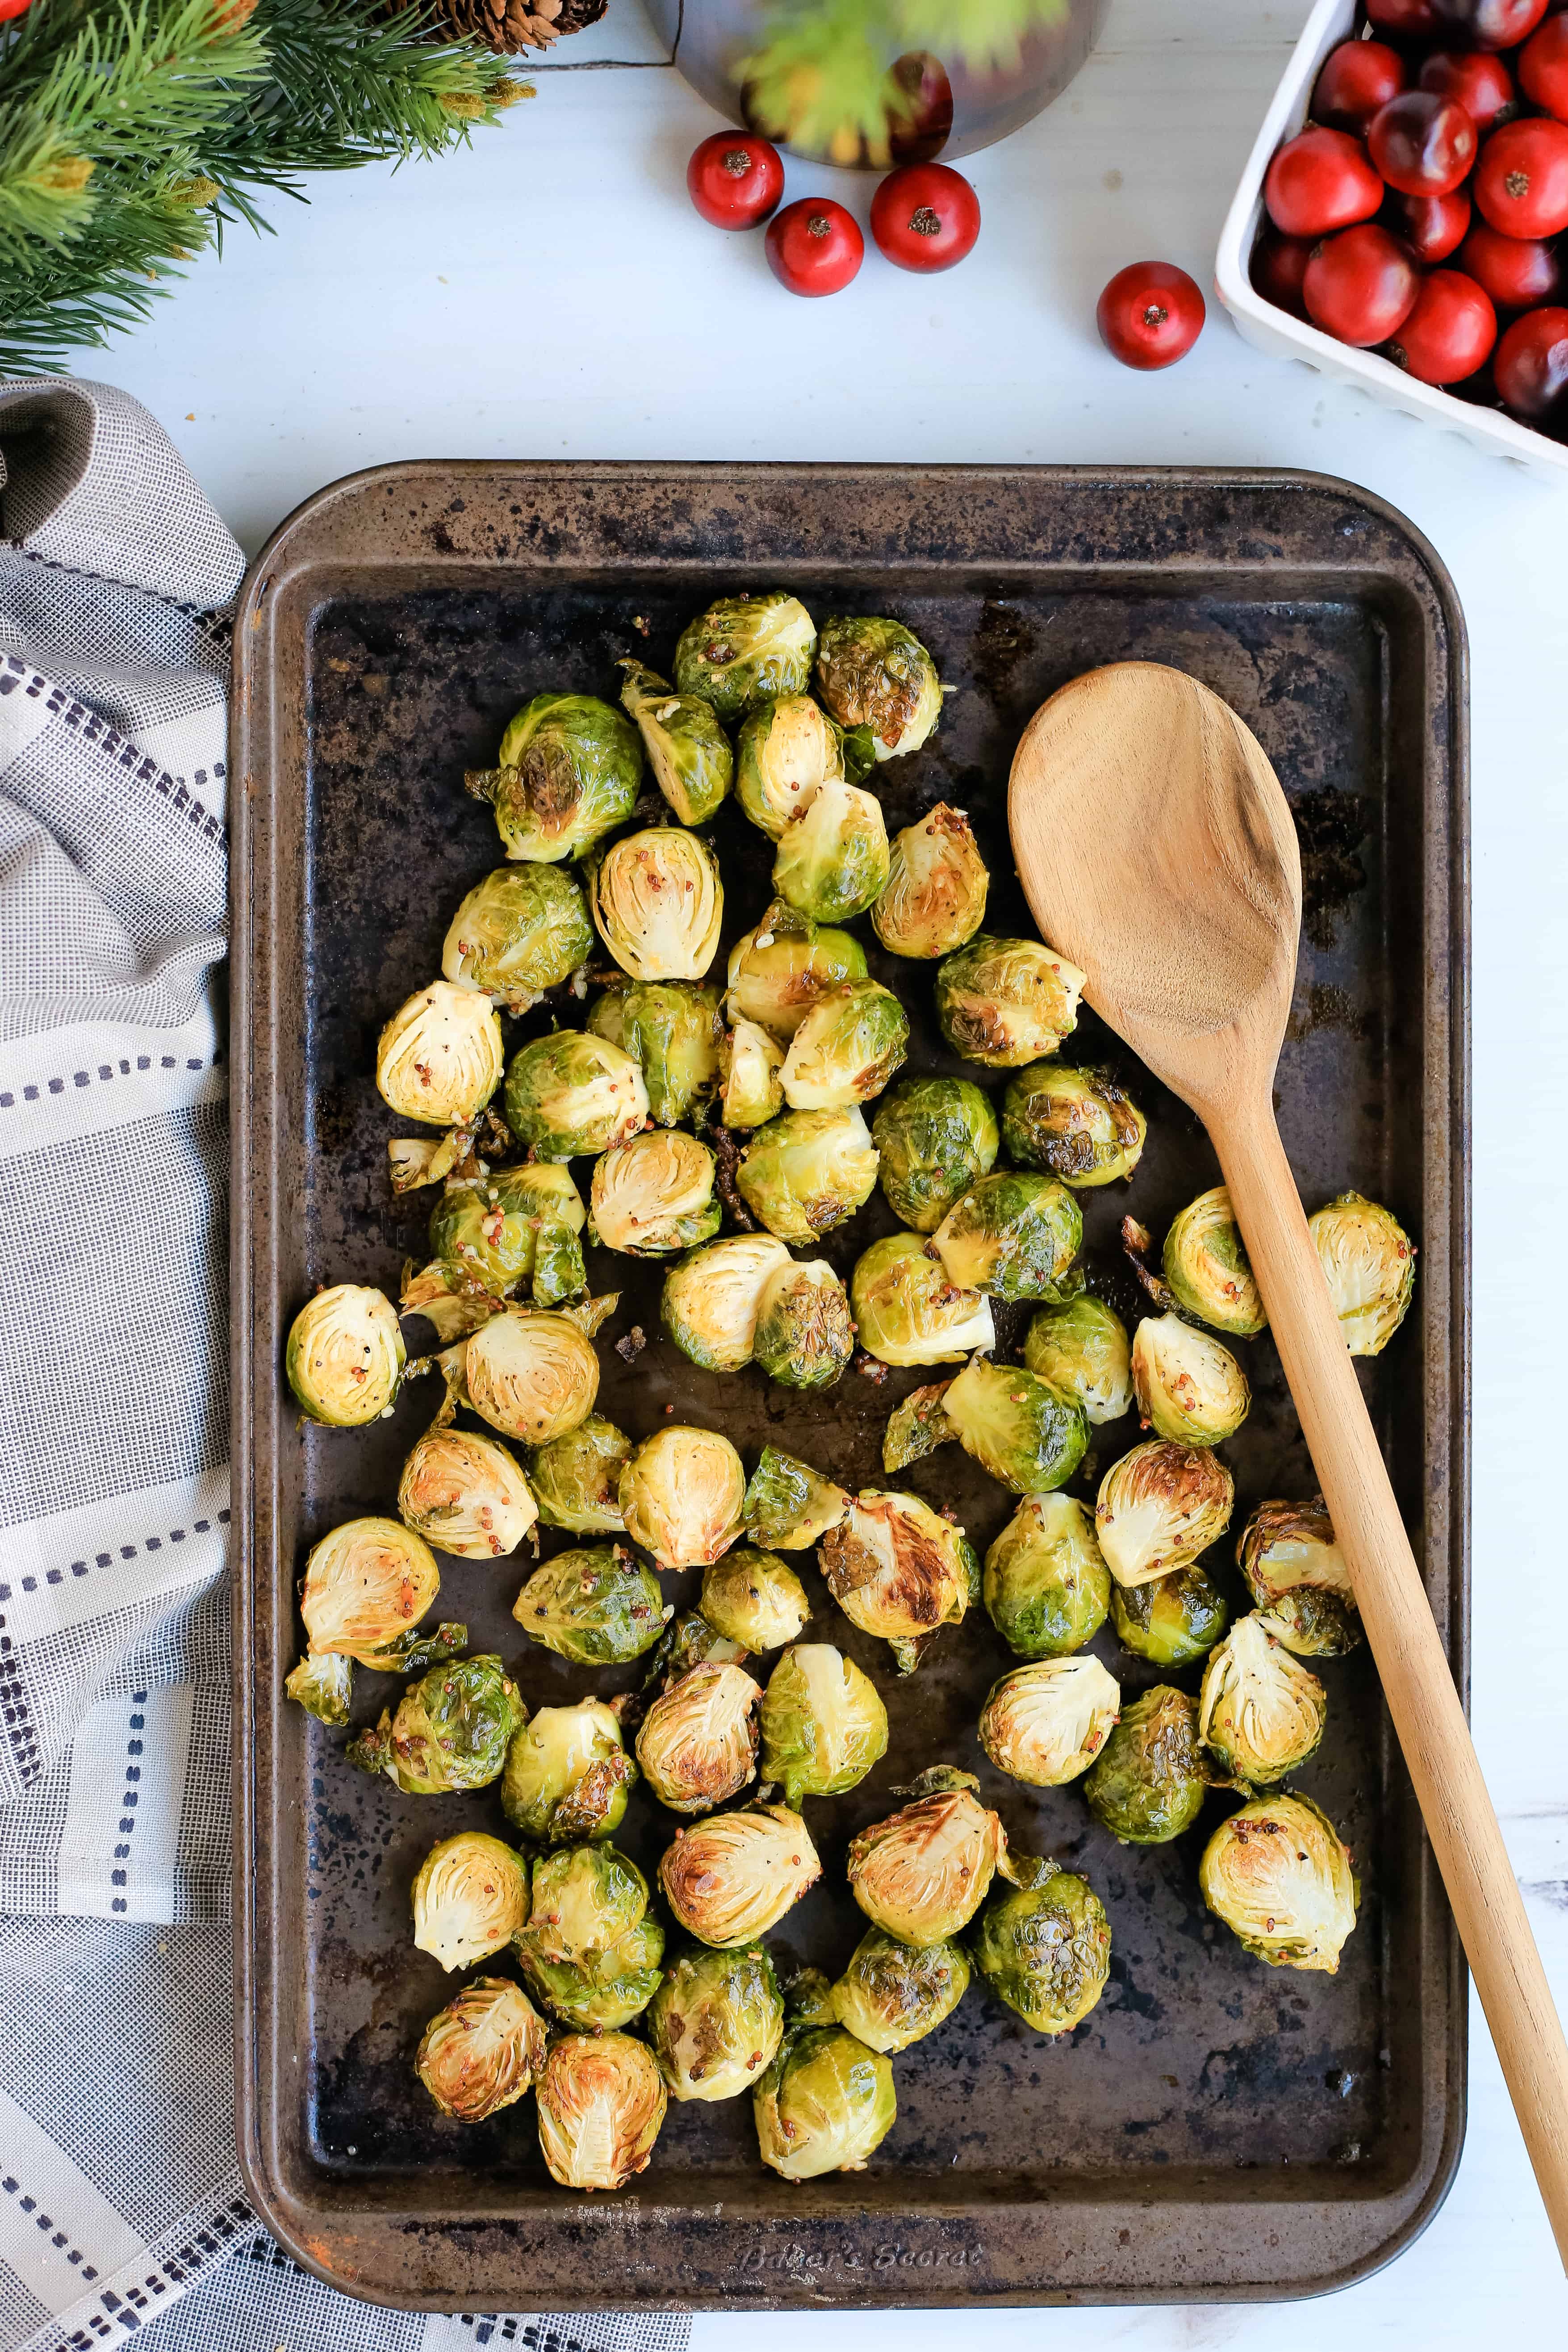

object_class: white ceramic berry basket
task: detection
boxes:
[1214,0,1568,477]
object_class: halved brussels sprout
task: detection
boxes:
[516,1841,649,1966]
[537,2031,667,2190]
[759,1643,888,1808]
[850,1232,995,1367]
[815,613,942,761]
[520,1914,667,2034]
[590,826,724,984]
[513,1543,669,1664]
[590,1130,720,1256]
[738,1105,879,1243]
[779,979,909,1112]
[636,1662,762,1814]
[463,1309,599,1444]
[871,1075,999,1235]
[1131,1313,1251,1447]
[753,1258,854,1391]
[701,1547,811,1650]
[1084,1685,1212,1845]
[674,590,817,722]
[427,1165,587,1303]
[442,865,594,1012]
[830,1927,970,2055]
[1238,1498,1359,1657]
[661,1232,793,1372]
[979,1656,1120,1788]
[1096,1441,1234,1588]
[755,2024,896,2180]
[300,1517,440,1663]
[501,1699,637,1845]
[466,691,641,864]
[415,1977,546,2122]
[1309,1190,1416,1357]
[1111,1562,1229,1668]
[735,694,845,838]
[1198,1612,1327,1788]
[931,1172,1083,1303]
[742,1445,849,1550]
[726,902,867,1041]
[648,1941,785,2101]
[1200,1793,1359,1973]
[882,1380,957,1472]
[969,1855,1111,2035]
[1022,1296,1133,1426]
[820,1491,974,1674]
[286,1284,405,1427]
[1001,1063,1146,1189]
[503,1031,649,1161]
[397,1426,537,1559]
[847,1768,1007,1944]
[983,1493,1110,1659]
[720,1019,786,1129]
[588,979,724,1128]
[870,801,987,960]
[935,935,1085,1067]
[412,1830,530,1971]
[529,1415,632,1534]
[942,1356,1088,1495]
[772,776,890,924]
[619,1425,746,1570]
[618,658,732,825]
[659,1803,821,1946]
[284,1650,353,1724]
[1163,1186,1267,1336]
[376,981,505,1128]
[347,1653,525,1795]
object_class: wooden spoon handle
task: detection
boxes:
[1215,1098,1568,2269]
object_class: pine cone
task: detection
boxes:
[440,0,605,52]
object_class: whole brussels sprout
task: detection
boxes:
[847,1768,1007,1944]
[347,1653,525,1795]
[284,1649,353,1725]
[759,1643,888,1808]
[376,980,505,1128]
[645,1609,748,1691]
[1198,1612,1327,1788]
[772,777,890,924]
[1309,1190,1416,1356]
[1022,1296,1133,1426]
[755,2023,896,2180]
[942,1356,1088,1495]
[528,1415,631,1534]
[1001,1063,1146,1189]
[516,1840,649,1968]
[820,1491,974,1674]
[1238,1497,1359,1657]
[830,1927,970,2055]
[674,590,816,721]
[659,1802,821,1946]
[618,657,732,825]
[648,1941,785,2101]
[427,1164,586,1302]
[931,1172,1083,1304]
[727,901,868,1040]
[1131,1313,1251,1447]
[503,1031,649,1161]
[299,1517,441,1663]
[661,1232,793,1372]
[742,1445,849,1550]
[512,1542,669,1664]
[1163,1186,1267,1336]
[735,694,845,838]
[850,1233,995,1367]
[466,691,641,863]
[983,1493,1110,1658]
[969,1855,1111,2035]
[1111,1562,1229,1668]
[397,1426,537,1559]
[701,1547,811,1650]
[935,935,1085,1068]
[815,613,942,761]
[779,979,908,1113]
[590,1130,719,1256]
[872,803,988,959]
[587,979,724,1128]
[1096,1440,1234,1587]
[720,1019,786,1129]
[619,1425,746,1570]
[753,1258,854,1390]
[286,1284,405,1427]
[590,826,723,984]
[882,1379,957,1472]
[501,1699,637,1845]
[442,865,594,1012]
[415,1977,546,2122]
[1083,1685,1213,1845]
[737,1105,879,1243]
[1199,1793,1359,1973]
[411,1830,530,1971]
[872,1075,999,1235]
[520,1914,667,2035]
[463,1309,599,1445]
[979,1656,1121,1788]
[537,2031,667,2190]
[636,1661,762,1814]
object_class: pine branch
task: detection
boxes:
[0,176,215,373]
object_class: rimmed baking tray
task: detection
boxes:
[230,463,1469,2310]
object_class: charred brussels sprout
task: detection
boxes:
[376,981,505,1129]
[737,1105,879,1243]
[590,826,723,983]
[646,1610,748,1689]
[537,2032,667,2189]
[299,1517,440,1663]
[815,613,942,761]
[983,1493,1110,1658]
[753,1258,854,1390]
[1083,1686,1211,1845]
[978,1657,1120,1788]
[1198,1613,1327,1788]
[411,1830,530,1971]
[1200,1794,1359,1973]
[931,1172,1083,1304]
[969,1855,1111,2035]
[779,979,908,1112]
[820,1492,974,1674]
[397,1427,537,1560]
[726,901,869,1041]
[1096,1440,1234,1587]
[701,1547,811,1650]
[1238,1498,1359,1657]
[636,1662,762,1814]
[1111,1563,1229,1668]
[528,1415,632,1535]
[1131,1313,1251,1447]
[759,1643,888,1808]
[415,1977,546,2122]
[942,1356,1088,1495]
[735,694,845,838]
[1022,1296,1133,1425]
[720,1019,785,1129]
[661,1233,793,1372]
[674,591,817,722]
[1001,1063,1146,1189]
[513,1543,669,1665]
[850,1232,995,1367]
[872,1075,999,1234]
[659,1804,821,1946]
[848,1768,1007,1944]
[648,1941,785,2101]
[773,777,890,924]
[466,691,641,864]
[503,1031,648,1161]
[463,1310,599,1444]
[501,1699,637,1845]
[872,803,988,959]
[441,865,594,1012]
[743,1445,849,1550]
[1163,1186,1266,1336]
[426,1164,586,1302]
[1309,1191,1416,1356]
[590,1130,719,1256]
[587,979,723,1128]
[619,1425,746,1570]
[348,1654,525,1795]
[618,658,732,826]
[755,2024,896,2179]
[284,1650,353,1725]
[882,1380,957,1472]
[935,935,1085,1068]
[286,1284,405,1427]
[830,1927,969,2054]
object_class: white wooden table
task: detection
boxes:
[86,0,1568,2335]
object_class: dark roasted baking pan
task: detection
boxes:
[230,463,1469,2310]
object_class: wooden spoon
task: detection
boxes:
[1009,658,1568,2267]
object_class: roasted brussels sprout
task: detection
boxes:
[931,1172,1083,1303]
[752,1257,854,1390]
[590,1130,720,1256]
[397,1426,537,1559]
[735,694,844,838]
[513,1543,669,1664]
[978,1656,1120,1788]
[537,2031,667,2190]
[660,1232,793,1371]
[347,1653,525,1795]
[772,776,891,925]
[284,1650,353,1724]
[1131,1313,1251,1447]
[674,590,816,721]
[871,1075,999,1234]
[983,1493,1110,1659]
[648,1941,786,2101]
[1083,1686,1212,1845]
[850,1232,995,1367]
[516,1840,649,1966]
[619,1425,747,1571]
[426,1164,586,1303]
[1309,1190,1416,1356]
[286,1283,405,1427]
[742,1445,849,1550]
[820,1491,974,1674]
[847,1768,1007,1944]
[466,691,641,864]
[779,979,908,1112]
[737,1105,879,1243]
[1200,1793,1359,1973]
[755,2023,896,2180]
[759,1643,888,1807]
[590,826,724,984]
[942,1356,1088,1495]
[618,658,732,825]
[501,1699,637,1845]
[1096,1440,1234,1587]
[416,1977,547,2122]
[815,613,941,761]
[659,1803,821,1946]
[719,1019,786,1129]
[376,980,505,1129]
[587,979,723,1128]
[830,1927,969,2055]
[645,1609,748,1690]
[1001,1063,1146,1189]
[727,902,868,1041]
[636,1662,762,1814]
[872,803,987,958]
[1022,1296,1133,1426]
[521,1914,667,2034]
[412,1830,530,1971]
[1162,1186,1266,1336]
[969,1855,1111,2035]
[1111,1562,1229,1668]
[503,1030,649,1161]
[529,1415,632,1535]
[299,1516,440,1663]
[1238,1498,1359,1657]
[1198,1612,1327,1788]
[442,865,594,1012]
[882,1380,957,1472]
[934,935,1085,1068]
[463,1309,599,1445]
[701,1547,811,1650]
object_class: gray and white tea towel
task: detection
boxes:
[0,378,690,2352]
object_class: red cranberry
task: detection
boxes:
[1303,224,1420,344]
[1493,305,1568,418]
[1314,40,1408,133]
[1367,91,1476,198]
[1388,187,1472,261]
[1417,51,1516,134]
[1387,270,1498,382]
[1457,221,1562,308]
